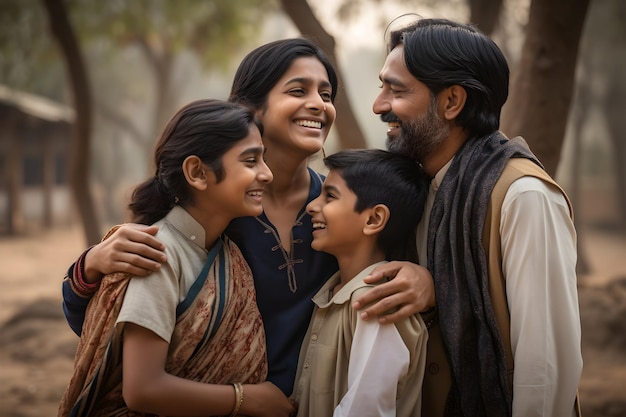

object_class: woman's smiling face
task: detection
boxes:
[258,56,336,157]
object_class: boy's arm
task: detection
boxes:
[333,317,410,417]
[61,224,167,335]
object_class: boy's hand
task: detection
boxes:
[352,261,435,324]
[83,224,166,283]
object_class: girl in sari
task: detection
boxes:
[59,99,295,417]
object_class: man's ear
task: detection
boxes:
[438,85,467,121]
[363,204,390,236]
[182,155,208,191]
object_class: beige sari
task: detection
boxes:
[59,236,267,417]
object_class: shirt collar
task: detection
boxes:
[431,157,454,191]
[164,205,207,250]
[312,261,388,307]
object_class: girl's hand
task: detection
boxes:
[351,261,435,324]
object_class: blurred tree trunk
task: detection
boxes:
[468,0,504,35]
[43,135,54,228]
[279,0,367,149]
[502,0,590,177]
[605,74,626,230]
[5,117,23,235]
[42,0,101,245]
[136,36,176,153]
[568,80,591,275]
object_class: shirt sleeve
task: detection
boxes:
[116,257,180,343]
[501,176,582,417]
[62,262,89,336]
[333,316,410,417]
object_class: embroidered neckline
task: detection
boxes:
[254,169,323,294]
[254,212,306,293]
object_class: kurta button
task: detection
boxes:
[304,362,310,369]
[428,362,439,375]
[311,334,318,342]
[190,235,196,240]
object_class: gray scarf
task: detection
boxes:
[427,132,541,417]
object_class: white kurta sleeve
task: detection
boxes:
[501,176,582,417]
[333,316,410,417]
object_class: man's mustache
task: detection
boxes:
[380,111,400,124]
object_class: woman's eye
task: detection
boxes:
[289,88,305,96]
[320,91,332,102]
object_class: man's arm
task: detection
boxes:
[61,224,166,335]
[501,177,581,417]
[351,262,435,323]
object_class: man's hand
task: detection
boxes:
[352,261,435,324]
[83,224,166,283]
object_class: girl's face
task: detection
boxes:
[258,56,336,157]
[205,125,273,219]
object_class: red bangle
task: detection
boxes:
[70,246,100,297]
[75,246,99,289]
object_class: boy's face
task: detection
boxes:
[306,169,368,256]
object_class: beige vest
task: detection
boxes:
[421,158,577,417]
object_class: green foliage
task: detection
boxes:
[0,0,277,97]
[65,0,277,71]
[0,0,65,98]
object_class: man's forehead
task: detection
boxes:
[381,45,404,69]
[379,45,409,83]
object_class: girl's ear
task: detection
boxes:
[363,204,390,236]
[182,155,208,191]
[438,85,467,121]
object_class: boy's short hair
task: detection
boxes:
[323,149,429,261]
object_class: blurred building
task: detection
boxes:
[0,85,74,235]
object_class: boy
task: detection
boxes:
[292,148,430,417]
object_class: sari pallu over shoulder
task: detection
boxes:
[58,236,267,417]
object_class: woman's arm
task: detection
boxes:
[62,224,166,335]
[123,323,295,417]
[83,224,166,283]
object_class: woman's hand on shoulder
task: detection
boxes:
[352,261,435,324]
[239,381,296,417]
[84,223,166,283]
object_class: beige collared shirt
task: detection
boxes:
[116,206,211,343]
[293,262,427,417]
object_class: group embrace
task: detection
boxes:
[58,15,581,417]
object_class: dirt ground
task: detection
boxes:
[0,225,625,417]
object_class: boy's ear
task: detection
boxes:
[182,155,208,191]
[438,85,467,121]
[363,204,390,236]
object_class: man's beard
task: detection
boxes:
[386,99,450,164]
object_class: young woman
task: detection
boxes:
[61,38,431,398]
[59,99,295,416]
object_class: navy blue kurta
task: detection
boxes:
[226,167,338,395]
